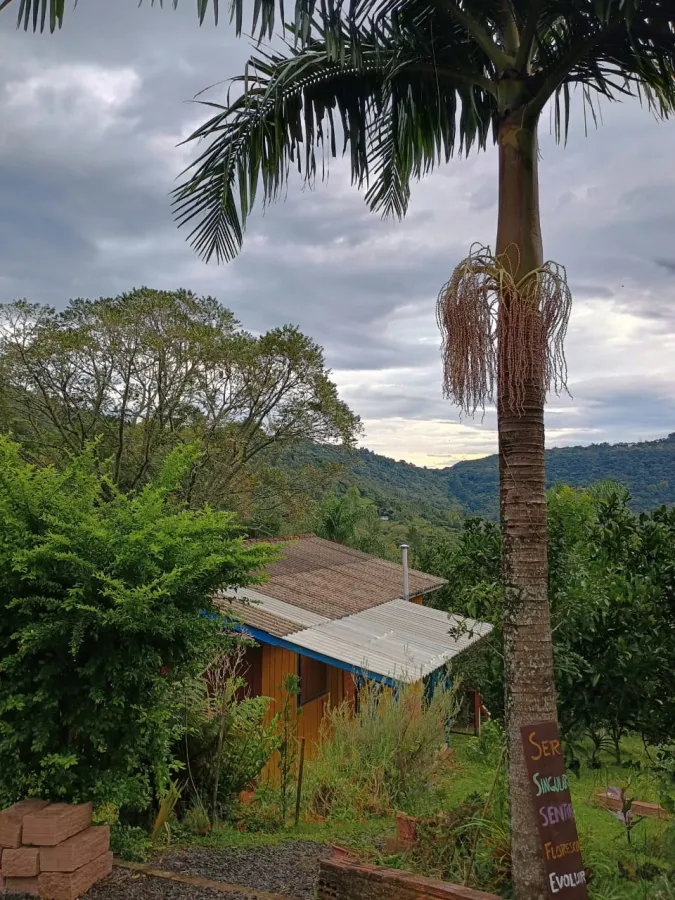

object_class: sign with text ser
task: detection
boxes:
[521,721,588,899]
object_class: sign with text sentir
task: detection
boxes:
[521,721,588,899]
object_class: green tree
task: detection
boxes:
[0,436,277,812]
[0,290,359,518]
[437,485,675,763]
[315,485,386,555]
[588,489,675,750]
[172,6,675,894]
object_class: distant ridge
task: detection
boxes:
[283,433,675,524]
[445,432,675,519]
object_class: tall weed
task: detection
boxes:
[305,675,459,819]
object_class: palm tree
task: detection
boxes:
[172,4,675,895]
[316,485,386,554]
[0,0,289,36]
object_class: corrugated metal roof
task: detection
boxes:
[215,587,330,637]
[242,535,446,622]
[282,599,492,683]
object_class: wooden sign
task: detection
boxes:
[521,721,588,899]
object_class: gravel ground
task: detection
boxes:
[4,840,331,899]
[3,870,255,900]
[88,869,255,899]
[158,841,332,899]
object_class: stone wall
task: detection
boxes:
[0,800,111,899]
[317,857,501,900]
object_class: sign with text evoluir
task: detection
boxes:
[521,721,588,899]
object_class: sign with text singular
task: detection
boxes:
[521,721,588,899]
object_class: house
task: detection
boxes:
[215,535,492,755]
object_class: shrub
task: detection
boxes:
[179,646,279,825]
[305,675,458,819]
[465,719,506,767]
[109,824,152,862]
[0,438,277,811]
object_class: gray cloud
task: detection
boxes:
[1,3,675,466]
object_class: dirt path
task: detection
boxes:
[89,867,258,900]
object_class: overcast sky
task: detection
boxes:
[1,2,674,467]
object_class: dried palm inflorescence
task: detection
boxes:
[436,243,572,415]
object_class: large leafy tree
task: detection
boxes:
[0,290,359,514]
[170,3,675,896]
[0,437,277,810]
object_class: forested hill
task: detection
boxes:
[278,443,465,528]
[288,433,675,523]
[447,433,675,519]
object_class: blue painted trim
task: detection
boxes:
[235,624,397,687]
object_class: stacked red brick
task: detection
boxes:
[0,800,111,899]
[317,857,501,900]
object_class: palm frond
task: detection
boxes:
[174,13,497,262]
[169,0,674,261]
[525,1,675,138]
[0,0,314,38]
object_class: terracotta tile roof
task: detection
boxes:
[239,535,445,631]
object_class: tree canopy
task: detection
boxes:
[0,289,359,517]
[427,484,675,755]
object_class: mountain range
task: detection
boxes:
[287,432,675,524]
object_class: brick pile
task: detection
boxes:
[0,800,112,899]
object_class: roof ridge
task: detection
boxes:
[244,533,315,545]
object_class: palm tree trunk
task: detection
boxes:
[496,116,559,900]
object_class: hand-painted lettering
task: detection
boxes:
[544,839,581,860]
[549,870,587,894]
[533,771,569,797]
[528,731,563,761]
[539,803,574,827]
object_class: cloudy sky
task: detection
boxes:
[1,2,674,467]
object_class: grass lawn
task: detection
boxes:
[418,732,674,899]
[160,732,673,900]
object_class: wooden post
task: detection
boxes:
[474,690,481,735]
[294,736,306,827]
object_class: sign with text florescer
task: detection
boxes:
[521,721,588,899]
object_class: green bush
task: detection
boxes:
[434,485,675,752]
[0,438,276,811]
[179,646,279,825]
[109,823,152,862]
[465,720,506,767]
[305,676,458,819]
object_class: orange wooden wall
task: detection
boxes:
[257,591,424,780]
[260,645,349,780]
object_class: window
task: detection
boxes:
[298,655,327,706]
[238,645,263,700]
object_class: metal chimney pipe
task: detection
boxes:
[401,543,409,601]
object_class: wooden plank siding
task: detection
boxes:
[253,591,424,781]
[259,645,349,781]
